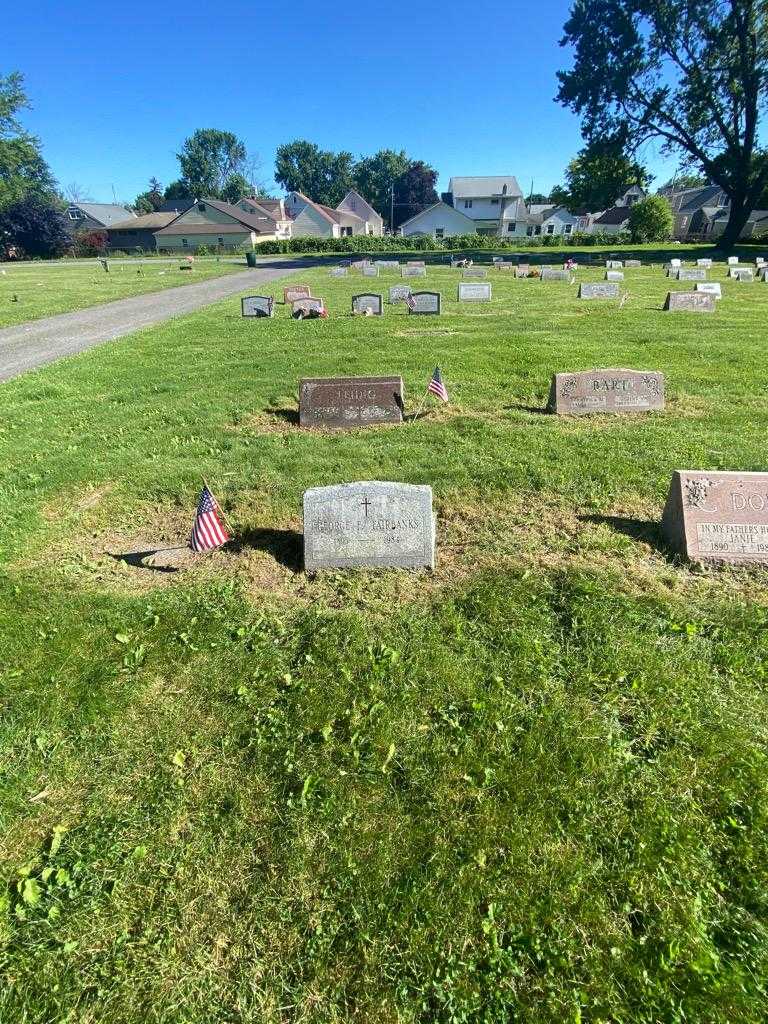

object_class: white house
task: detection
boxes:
[283,191,379,238]
[397,201,477,238]
[337,190,384,235]
[526,205,582,237]
[444,176,530,236]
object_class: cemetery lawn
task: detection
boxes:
[0,259,245,327]
[3,259,768,1023]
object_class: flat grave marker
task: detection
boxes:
[677,268,707,281]
[362,265,380,277]
[662,470,768,564]
[541,268,570,281]
[352,293,383,316]
[407,291,441,314]
[458,282,492,302]
[303,481,435,570]
[462,268,488,279]
[284,284,312,304]
[329,267,348,278]
[299,376,403,429]
[664,291,716,313]
[548,369,665,416]
[402,265,426,278]
[579,282,620,299]
[696,282,722,300]
[241,295,274,317]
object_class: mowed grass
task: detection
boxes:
[2,257,768,1023]
[0,258,245,327]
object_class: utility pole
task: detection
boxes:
[390,184,394,234]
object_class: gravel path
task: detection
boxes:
[0,259,320,382]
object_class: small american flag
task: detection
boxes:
[190,485,230,552]
[405,293,416,311]
[428,366,449,402]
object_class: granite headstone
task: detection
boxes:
[241,295,274,317]
[664,291,716,312]
[352,293,383,315]
[407,291,441,314]
[548,369,665,416]
[579,282,620,299]
[299,376,403,429]
[458,282,492,302]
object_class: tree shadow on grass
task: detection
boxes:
[265,407,300,426]
[579,514,669,557]
[229,527,303,572]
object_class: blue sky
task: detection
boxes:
[5,0,679,205]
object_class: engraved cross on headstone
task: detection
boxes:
[361,497,372,516]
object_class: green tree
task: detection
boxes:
[391,161,439,229]
[564,140,651,210]
[557,0,768,248]
[548,185,572,207]
[133,177,164,213]
[220,173,251,204]
[164,179,192,200]
[177,129,247,197]
[628,194,674,241]
[658,172,708,191]
[526,192,551,204]
[0,194,72,257]
[274,140,355,206]
[0,71,58,209]
[353,149,410,228]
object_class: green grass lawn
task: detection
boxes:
[2,257,768,1023]
[0,258,245,327]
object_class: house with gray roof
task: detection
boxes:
[443,176,528,236]
[65,202,135,233]
[107,212,178,252]
[153,198,288,251]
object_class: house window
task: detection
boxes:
[546,224,555,235]
[217,236,224,245]
[435,228,445,239]
[182,238,188,247]
[340,226,352,237]
[464,199,472,209]
[68,208,83,220]
[564,224,573,235]
[507,222,516,232]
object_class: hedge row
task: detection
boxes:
[254,231,638,255]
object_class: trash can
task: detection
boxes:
[245,251,257,268]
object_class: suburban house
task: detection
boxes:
[397,201,477,238]
[614,185,646,207]
[590,206,633,235]
[283,191,381,238]
[153,198,286,251]
[107,212,177,251]
[443,176,529,236]
[64,202,135,233]
[659,185,730,239]
[337,190,384,235]
[709,207,768,239]
[156,198,195,215]
[527,205,583,237]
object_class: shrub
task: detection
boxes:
[628,196,674,243]
[0,196,73,259]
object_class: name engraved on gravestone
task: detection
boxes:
[329,267,348,277]
[662,471,768,564]
[402,265,426,278]
[407,291,441,314]
[299,376,403,429]
[579,282,620,299]
[624,260,642,268]
[241,295,274,317]
[458,282,492,302]
[352,293,383,316]
[541,269,570,281]
[605,270,624,281]
[548,369,665,416]
[677,268,707,281]
[362,265,380,277]
[697,259,713,268]
[284,284,312,303]
[292,296,325,316]
[462,268,488,279]
[664,291,716,313]
[696,282,722,299]
[303,482,435,570]
[389,284,412,304]
[730,268,754,281]
[606,260,624,269]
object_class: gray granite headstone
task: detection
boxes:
[676,268,707,281]
[284,284,312,304]
[304,481,435,570]
[579,282,620,299]
[515,265,529,278]
[362,265,380,277]
[329,267,348,277]
[727,256,739,265]
[541,269,570,281]
[375,260,400,271]
[696,282,722,300]
[496,262,515,271]
[548,368,665,415]
[351,260,371,271]
[402,265,426,278]
[407,260,426,267]
[241,295,273,317]
[730,268,754,281]
[462,268,488,279]
[670,258,682,268]
[662,470,768,564]
[389,284,412,304]
[458,282,492,302]
[292,296,325,316]
[697,259,713,268]
[606,260,624,269]
[352,293,383,315]
[605,270,624,281]
[408,291,441,314]
[664,291,716,312]
[299,376,403,429]
[624,259,642,268]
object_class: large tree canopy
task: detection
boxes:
[390,161,439,229]
[564,140,651,210]
[274,140,355,207]
[352,149,411,229]
[557,0,768,247]
[0,195,72,257]
[0,71,58,209]
[177,129,254,200]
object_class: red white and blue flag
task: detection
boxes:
[427,365,449,403]
[190,485,230,552]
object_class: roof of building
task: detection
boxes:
[241,197,286,219]
[337,189,383,222]
[678,186,728,213]
[528,204,556,217]
[398,201,476,230]
[448,176,523,199]
[154,198,277,236]
[108,212,177,231]
[157,198,195,214]
[71,203,136,226]
[593,206,632,226]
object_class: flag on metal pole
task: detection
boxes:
[427,365,449,403]
[190,485,230,553]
